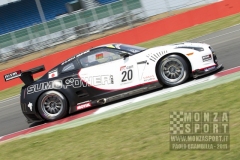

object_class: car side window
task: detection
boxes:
[61,58,80,74]
[62,62,75,73]
[79,48,122,68]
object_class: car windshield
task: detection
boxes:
[115,44,146,54]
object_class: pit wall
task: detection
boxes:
[0,0,239,90]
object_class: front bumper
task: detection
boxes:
[192,63,223,78]
[193,51,223,78]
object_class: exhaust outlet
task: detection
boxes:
[97,98,107,105]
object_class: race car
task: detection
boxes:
[4,43,222,123]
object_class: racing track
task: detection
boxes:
[1,24,240,137]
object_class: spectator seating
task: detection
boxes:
[0,0,143,49]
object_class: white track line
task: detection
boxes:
[0,102,19,109]
[94,101,132,115]
[0,95,19,103]
[132,89,170,103]
[187,23,240,42]
[199,28,240,42]
[211,36,240,46]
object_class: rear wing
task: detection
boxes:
[4,65,45,85]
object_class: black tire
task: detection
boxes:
[157,54,189,87]
[37,91,68,121]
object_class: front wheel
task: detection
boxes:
[38,91,68,121]
[157,54,189,87]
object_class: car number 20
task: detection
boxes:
[122,69,133,82]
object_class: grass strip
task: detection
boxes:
[1,79,240,159]
[0,84,22,100]
[0,13,240,100]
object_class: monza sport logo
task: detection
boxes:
[169,111,230,150]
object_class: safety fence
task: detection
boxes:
[0,0,144,62]
[0,0,216,63]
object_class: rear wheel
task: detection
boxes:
[38,91,68,121]
[157,54,189,87]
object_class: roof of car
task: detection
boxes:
[91,43,121,50]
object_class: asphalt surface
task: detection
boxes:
[0,24,240,137]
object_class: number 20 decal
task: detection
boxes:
[122,69,133,82]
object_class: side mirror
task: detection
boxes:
[120,52,130,59]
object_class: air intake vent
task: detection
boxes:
[76,90,89,97]
[21,103,27,112]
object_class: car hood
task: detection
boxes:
[168,42,209,48]
[146,42,209,51]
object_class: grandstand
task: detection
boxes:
[0,0,144,61]
[1,0,67,35]
[0,0,121,35]
[0,0,217,63]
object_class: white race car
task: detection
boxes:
[6,43,222,122]
[80,42,222,88]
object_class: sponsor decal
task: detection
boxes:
[27,80,63,94]
[81,75,114,86]
[4,70,22,81]
[143,75,155,82]
[27,75,114,94]
[204,66,216,72]
[48,69,58,79]
[202,54,212,62]
[65,75,114,88]
[76,102,91,110]
[64,78,86,88]
[120,66,126,71]
[28,102,33,111]
[126,65,133,70]
[110,75,114,84]
[120,65,133,71]
[169,111,230,150]
[96,53,103,59]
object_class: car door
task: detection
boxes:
[112,52,140,89]
[78,47,140,91]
